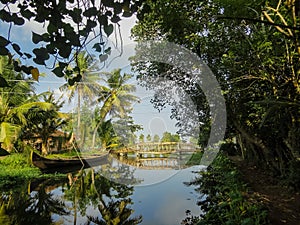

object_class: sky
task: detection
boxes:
[0,11,179,139]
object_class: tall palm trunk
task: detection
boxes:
[41,140,48,155]
[77,85,83,147]
[91,97,114,150]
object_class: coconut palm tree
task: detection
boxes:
[59,51,104,147]
[91,69,140,150]
[0,56,53,151]
[22,92,70,155]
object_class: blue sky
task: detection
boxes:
[0,14,179,138]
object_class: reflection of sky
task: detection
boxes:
[51,165,205,225]
[130,166,205,225]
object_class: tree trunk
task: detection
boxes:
[91,120,102,150]
[233,120,273,165]
[41,141,48,155]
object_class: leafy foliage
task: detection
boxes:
[185,154,269,225]
[0,0,143,83]
[133,0,300,181]
[92,68,140,149]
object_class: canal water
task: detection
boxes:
[0,157,205,225]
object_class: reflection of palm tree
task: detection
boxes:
[59,52,103,146]
[64,166,142,225]
[92,69,139,149]
[0,181,69,225]
[86,171,142,225]
[88,199,142,225]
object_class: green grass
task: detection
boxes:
[0,153,64,189]
[46,149,107,159]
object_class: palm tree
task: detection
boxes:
[91,69,140,150]
[59,52,104,147]
[0,56,53,151]
[22,92,70,155]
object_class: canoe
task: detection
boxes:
[31,151,110,173]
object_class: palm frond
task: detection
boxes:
[0,122,21,148]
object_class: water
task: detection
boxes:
[0,157,205,225]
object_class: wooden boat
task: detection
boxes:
[31,151,110,173]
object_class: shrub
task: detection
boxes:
[185,154,269,225]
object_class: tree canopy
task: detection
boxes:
[132,0,300,178]
[0,0,142,85]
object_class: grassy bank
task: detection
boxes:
[0,153,63,189]
[184,153,269,225]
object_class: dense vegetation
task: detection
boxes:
[132,0,300,187]
[0,53,141,155]
[1,0,300,224]
[0,0,143,85]
[183,154,269,225]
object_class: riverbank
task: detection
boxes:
[0,153,64,189]
[185,154,270,225]
[187,153,300,225]
[230,155,300,225]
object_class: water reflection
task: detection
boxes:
[0,158,203,225]
[64,169,142,225]
[115,154,193,170]
[0,178,69,225]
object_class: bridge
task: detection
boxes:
[114,156,191,170]
[110,142,201,157]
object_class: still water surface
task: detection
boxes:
[1,158,205,225]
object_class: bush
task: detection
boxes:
[185,154,269,225]
[287,159,300,190]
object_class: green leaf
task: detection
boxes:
[73,74,82,82]
[0,9,12,22]
[33,47,49,59]
[93,43,102,52]
[113,3,123,14]
[104,24,114,37]
[0,36,10,47]
[32,32,44,44]
[13,17,25,25]
[0,47,9,56]
[58,44,72,58]
[33,58,46,65]
[70,8,82,23]
[104,47,111,54]
[102,0,114,7]
[33,47,49,61]
[122,11,133,17]
[86,20,97,30]
[111,15,121,23]
[98,15,108,26]
[68,78,75,86]
[52,67,65,77]
[58,62,68,68]
[46,43,56,54]
[47,23,57,34]
[11,13,25,25]
[12,43,22,56]
[68,34,81,46]
[0,76,9,87]
[24,53,32,58]
[21,65,34,75]
[83,7,98,17]
[20,9,34,20]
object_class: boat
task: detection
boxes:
[31,151,110,173]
